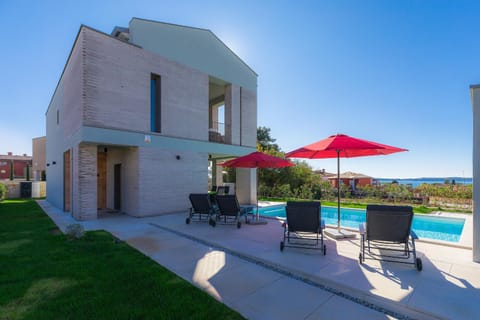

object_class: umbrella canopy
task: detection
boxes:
[221,151,294,168]
[285,134,407,159]
[286,133,407,231]
[219,151,294,223]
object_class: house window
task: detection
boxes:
[150,74,161,133]
[56,110,59,125]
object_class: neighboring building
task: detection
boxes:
[0,152,32,180]
[46,18,257,220]
[32,136,46,181]
[470,85,480,262]
[327,171,374,190]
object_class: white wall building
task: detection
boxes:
[46,18,257,220]
[470,85,480,262]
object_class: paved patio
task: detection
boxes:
[38,200,480,320]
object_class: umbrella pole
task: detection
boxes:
[248,167,267,225]
[337,150,341,230]
[256,168,259,221]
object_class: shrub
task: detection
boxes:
[0,183,6,200]
[294,184,314,200]
[273,184,293,198]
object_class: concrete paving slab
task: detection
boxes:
[306,295,394,320]
[407,278,480,319]
[234,276,332,320]
[206,259,284,305]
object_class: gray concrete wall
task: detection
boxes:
[135,147,208,216]
[2,181,20,198]
[46,29,85,210]
[32,136,46,181]
[82,27,209,141]
[71,143,97,220]
[240,88,258,148]
[470,85,480,262]
[225,84,241,145]
[128,18,257,92]
[104,146,140,215]
[46,91,64,209]
[236,168,256,205]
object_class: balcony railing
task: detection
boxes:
[209,121,229,143]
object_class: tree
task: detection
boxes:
[255,126,323,200]
[9,161,13,181]
[257,126,280,153]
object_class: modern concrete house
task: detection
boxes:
[470,85,480,262]
[46,18,257,220]
[32,136,46,181]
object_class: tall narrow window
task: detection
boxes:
[150,74,161,132]
[56,110,60,125]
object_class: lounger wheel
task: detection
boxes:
[185,217,190,224]
[323,244,326,256]
[237,221,241,229]
[280,241,285,251]
[416,258,423,271]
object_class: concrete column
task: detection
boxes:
[215,162,223,187]
[224,84,241,145]
[470,85,480,262]
[72,143,98,220]
[236,168,256,205]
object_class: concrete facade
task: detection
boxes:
[470,85,480,262]
[46,18,257,220]
[32,136,46,181]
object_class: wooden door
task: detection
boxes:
[64,150,71,212]
[114,164,121,210]
[97,151,107,209]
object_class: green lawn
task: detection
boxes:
[0,199,244,320]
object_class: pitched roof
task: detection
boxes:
[327,171,373,179]
[126,18,257,91]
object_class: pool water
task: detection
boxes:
[258,205,465,243]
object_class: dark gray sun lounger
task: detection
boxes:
[186,193,216,226]
[214,194,251,228]
[359,204,422,271]
[280,201,326,254]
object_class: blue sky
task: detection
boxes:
[1,0,478,178]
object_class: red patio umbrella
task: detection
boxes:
[219,151,294,224]
[286,134,407,235]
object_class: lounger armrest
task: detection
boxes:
[321,219,325,230]
[410,230,419,240]
[359,222,366,235]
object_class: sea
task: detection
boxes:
[376,177,473,188]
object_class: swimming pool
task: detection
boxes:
[258,205,465,243]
